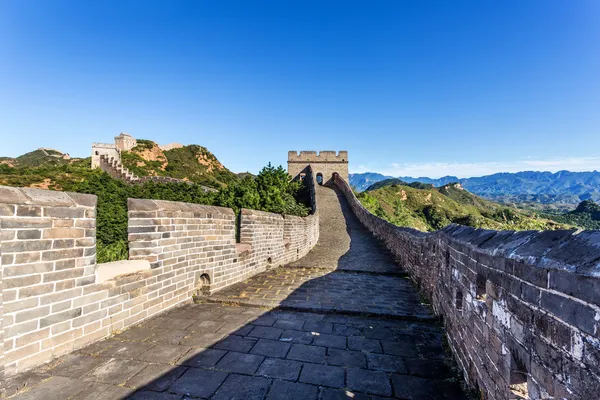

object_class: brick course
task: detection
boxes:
[333,174,600,399]
[0,170,318,377]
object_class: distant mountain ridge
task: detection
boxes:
[350,171,600,205]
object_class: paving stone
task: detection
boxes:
[2,371,51,398]
[212,374,271,400]
[124,364,187,391]
[154,317,196,330]
[168,368,228,398]
[217,322,255,335]
[313,333,347,349]
[346,368,392,396]
[257,358,303,381]
[348,337,382,353]
[77,338,119,356]
[332,324,362,337]
[136,344,191,364]
[148,328,189,345]
[72,383,134,400]
[381,341,420,358]
[303,321,333,334]
[215,351,265,374]
[274,319,305,330]
[127,390,182,400]
[280,329,315,344]
[251,315,278,326]
[248,325,284,340]
[251,338,292,358]
[113,326,156,342]
[299,363,345,388]
[391,374,443,399]
[47,353,108,377]
[85,358,148,385]
[178,347,227,368]
[287,344,326,364]
[186,319,227,333]
[100,341,156,359]
[214,335,258,352]
[10,376,90,400]
[220,313,251,324]
[320,388,370,400]
[367,353,409,374]
[266,380,318,400]
[179,332,225,347]
[326,348,367,368]
[406,358,454,378]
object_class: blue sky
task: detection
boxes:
[2,1,599,177]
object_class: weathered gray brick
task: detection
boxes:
[39,308,82,328]
[16,229,42,240]
[17,205,42,217]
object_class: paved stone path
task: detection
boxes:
[5,185,467,400]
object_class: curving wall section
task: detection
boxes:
[0,168,318,377]
[334,174,600,400]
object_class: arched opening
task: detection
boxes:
[316,173,323,185]
[299,173,306,181]
[197,273,211,296]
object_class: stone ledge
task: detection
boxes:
[0,186,97,208]
[128,198,234,215]
[235,243,252,254]
[95,259,151,283]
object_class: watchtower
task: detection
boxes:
[288,151,349,185]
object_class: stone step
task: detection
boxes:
[196,296,439,324]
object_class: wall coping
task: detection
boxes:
[0,186,97,208]
[95,260,151,283]
[128,198,235,215]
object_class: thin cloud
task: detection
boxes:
[354,157,600,178]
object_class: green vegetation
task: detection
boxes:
[542,200,600,230]
[120,140,239,188]
[1,149,310,264]
[358,182,569,232]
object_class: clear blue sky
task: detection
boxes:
[2,1,599,177]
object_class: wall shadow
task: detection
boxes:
[6,185,468,400]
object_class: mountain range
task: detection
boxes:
[349,171,600,206]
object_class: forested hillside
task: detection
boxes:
[358,181,569,232]
[120,140,238,188]
[543,200,600,230]
[1,147,310,263]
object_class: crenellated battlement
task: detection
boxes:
[288,150,349,184]
[288,150,348,163]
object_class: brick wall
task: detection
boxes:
[334,175,600,400]
[0,172,318,376]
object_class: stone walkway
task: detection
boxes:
[4,185,467,400]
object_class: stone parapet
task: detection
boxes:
[0,172,318,376]
[334,174,600,400]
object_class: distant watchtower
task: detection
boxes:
[288,151,349,185]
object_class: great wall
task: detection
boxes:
[0,150,599,399]
[92,133,214,190]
